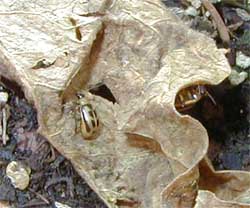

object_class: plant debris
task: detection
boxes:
[0,89,9,145]
[202,0,230,45]
[0,0,250,207]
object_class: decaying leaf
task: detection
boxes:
[195,190,250,208]
[0,0,250,207]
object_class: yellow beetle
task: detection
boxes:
[77,93,100,139]
[175,85,216,111]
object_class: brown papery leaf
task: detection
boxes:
[0,0,249,207]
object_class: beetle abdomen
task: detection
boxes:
[80,104,99,139]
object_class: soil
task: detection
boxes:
[0,1,250,207]
[0,80,107,207]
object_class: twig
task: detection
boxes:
[45,177,74,198]
[202,0,230,45]
[20,200,49,208]
[28,188,50,205]
[2,108,7,145]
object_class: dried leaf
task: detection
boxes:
[0,0,249,207]
[195,191,250,208]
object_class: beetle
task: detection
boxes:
[77,93,100,139]
[175,84,216,111]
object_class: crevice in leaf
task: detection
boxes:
[127,133,164,154]
[61,23,105,102]
[69,17,82,41]
[115,198,140,207]
[79,12,105,17]
[198,159,232,192]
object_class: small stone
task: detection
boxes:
[0,92,8,105]
[228,69,248,86]
[185,6,199,17]
[55,201,72,208]
[236,8,250,21]
[205,11,210,18]
[190,0,202,9]
[236,51,250,69]
[6,161,31,190]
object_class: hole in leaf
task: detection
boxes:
[174,84,214,112]
[89,84,117,103]
[175,80,250,171]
